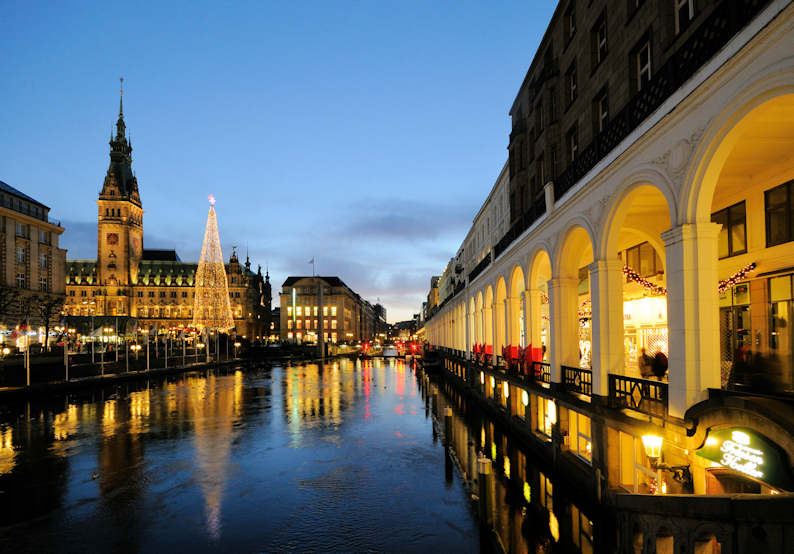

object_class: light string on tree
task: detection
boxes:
[717,262,757,293]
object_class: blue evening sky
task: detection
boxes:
[1,1,555,322]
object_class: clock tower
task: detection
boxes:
[97,84,144,311]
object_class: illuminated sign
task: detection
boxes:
[696,427,793,491]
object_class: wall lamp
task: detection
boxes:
[642,434,693,492]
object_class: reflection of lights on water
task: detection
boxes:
[523,481,531,503]
[549,511,560,542]
[503,457,510,479]
[0,427,14,474]
[491,442,497,460]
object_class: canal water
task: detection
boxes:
[0,359,487,552]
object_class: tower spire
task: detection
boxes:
[119,77,124,119]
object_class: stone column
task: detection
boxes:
[588,259,624,398]
[548,277,579,383]
[662,222,721,418]
[484,306,493,350]
[525,288,544,348]
[503,298,511,348]
[465,305,472,357]
[507,297,521,347]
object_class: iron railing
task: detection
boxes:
[608,374,668,418]
[468,252,492,283]
[532,361,551,385]
[562,365,592,397]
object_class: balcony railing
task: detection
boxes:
[468,252,491,283]
[562,365,592,397]
[532,361,551,385]
[493,201,545,259]
[608,374,668,418]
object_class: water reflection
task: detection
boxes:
[0,360,479,552]
[419,372,600,553]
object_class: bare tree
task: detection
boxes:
[34,295,65,352]
[0,285,17,322]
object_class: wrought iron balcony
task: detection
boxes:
[562,365,592,397]
[608,374,668,418]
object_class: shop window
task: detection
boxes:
[571,504,594,554]
[712,201,746,258]
[568,410,592,462]
[618,431,655,493]
[769,275,793,387]
[765,180,794,247]
[537,396,555,438]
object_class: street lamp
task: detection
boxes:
[82,300,96,364]
[234,341,241,358]
[641,434,692,493]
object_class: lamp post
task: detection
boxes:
[641,434,693,493]
[82,300,96,364]
[234,341,241,358]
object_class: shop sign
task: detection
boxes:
[696,427,793,491]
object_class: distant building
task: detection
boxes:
[424,276,440,320]
[0,180,67,343]
[280,276,382,344]
[268,306,280,341]
[63,93,270,340]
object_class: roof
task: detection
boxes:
[0,180,49,209]
[282,276,348,288]
[142,249,181,261]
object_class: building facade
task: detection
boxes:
[280,276,385,344]
[63,95,271,340]
[425,0,794,550]
[0,181,67,343]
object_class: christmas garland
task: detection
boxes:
[717,262,757,293]
[622,266,667,296]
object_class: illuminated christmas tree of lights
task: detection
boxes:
[192,195,234,331]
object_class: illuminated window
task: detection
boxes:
[571,504,594,554]
[287,307,292,315]
[331,332,337,343]
[618,431,655,493]
[323,306,328,316]
[539,471,553,511]
[313,319,318,330]
[287,320,293,329]
[712,201,746,258]
[331,306,337,316]
[537,397,555,438]
[313,306,318,316]
[331,319,337,330]
[297,320,302,329]
[324,320,328,329]
[296,307,302,316]
[568,410,592,463]
[287,332,293,339]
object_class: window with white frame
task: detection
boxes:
[568,410,592,462]
[636,40,651,90]
[675,0,694,34]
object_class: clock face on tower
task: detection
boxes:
[132,237,141,258]
[106,233,119,245]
